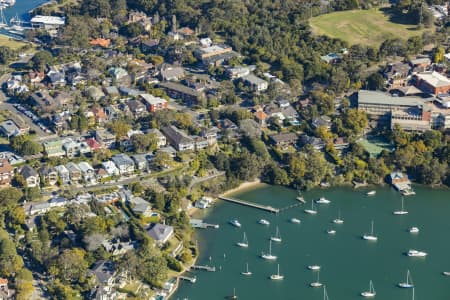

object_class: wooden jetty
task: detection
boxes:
[190,219,219,229]
[191,265,216,272]
[218,196,280,213]
[179,275,197,283]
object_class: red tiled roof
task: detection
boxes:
[0,278,8,285]
[0,159,13,174]
[254,110,268,120]
[86,138,102,150]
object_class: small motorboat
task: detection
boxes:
[229,219,241,228]
[258,219,270,225]
[290,218,301,224]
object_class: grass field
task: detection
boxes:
[310,8,431,47]
[0,35,32,50]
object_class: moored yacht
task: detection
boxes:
[304,201,317,215]
[236,232,248,248]
[308,265,321,271]
[393,197,408,215]
[261,240,277,260]
[316,197,331,204]
[361,280,376,297]
[290,218,301,224]
[398,270,414,288]
[269,264,284,280]
[362,221,378,241]
[366,190,376,196]
[258,219,270,225]
[407,250,427,257]
[270,226,282,243]
[229,219,241,228]
[409,227,419,233]
[310,270,323,287]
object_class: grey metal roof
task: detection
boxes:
[358,90,424,107]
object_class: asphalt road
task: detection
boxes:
[0,101,49,137]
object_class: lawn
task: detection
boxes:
[310,8,431,47]
[358,137,393,157]
[0,35,33,51]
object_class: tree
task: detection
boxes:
[54,248,89,284]
[10,135,42,156]
[433,46,445,63]
[83,233,106,251]
[366,73,385,90]
[153,151,172,169]
[109,120,131,139]
[0,230,23,277]
[0,46,14,64]
[80,0,111,18]
[15,268,34,300]
[31,51,53,72]
[131,133,158,153]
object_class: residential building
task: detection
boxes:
[158,82,205,106]
[55,165,70,184]
[269,132,298,148]
[128,196,152,216]
[161,126,195,151]
[30,15,65,29]
[159,64,185,81]
[90,260,117,287]
[384,63,411,88]
[254,111,268,127]
[299,134,325,151]
[96,192,120,205]
[146,223,174,245]
[20,165,40,188]
[200,127,219,146]
[111,154,135,175]
[96,129,116,149]
[38,165,58,186]
[126,100,146,117]
[43,139,65,157]
[225,65,256,79]
[86,138,102,151]
[108,67,128,81]
[78,162,96,184]
[66,162,82,183]
[0,160,13,186]
[415,71,450,95]
[0,120,20,138]
[101,161,120,177]
[320,53,341,64]
[146,128,166,147]
[0,278,11,299]
[131,154,148,170]
[140,94,168,112]
[312,116,332,129]
[242,74,268,92]
[63,139,90,158]
[194,136,209,150]
[194,44,238,66]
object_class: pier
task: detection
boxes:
[191,265,216,272]
[218,196,280,213]
[179,275,197,283]
[190,219,220,229]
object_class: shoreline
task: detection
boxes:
[220,179,264,197]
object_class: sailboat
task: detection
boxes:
[270,264,284,280]
[241,262,252,276]
[323,285,330,300]
[316,196,331,204]
[261,240,277,260]
[229,288,238,299]
[412,287,415,300]
[398,269,414,288]
[363,220,378,241]
[310,270,323,287]
[236,232,248,248]
[393,197,408,215]
[361,280,376,297]
[0,7,7,28]
[304,200,317,214]
[333,210,344,224]
[270,226,282,242]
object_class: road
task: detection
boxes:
[0,101,49,137]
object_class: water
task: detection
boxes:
[173,185,450,300]
[2,0,48,23]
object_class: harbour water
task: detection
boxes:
[173,185,450,299]
[2,0,48,22]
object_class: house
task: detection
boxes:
[43,139,65,157]
[111,154,135,175]
[0,120,21,138]
[90,260,117,287]
[333,137,349,151]
[146,223,174,245]
[388,171,412,192]
[299,134,325,151]
[195,196,213,209]
[384,63,411,88]
[0,279,10,300]
[38,165,58,186]
[66,162,82,183]
[193,136,209,150]
[63,139,90,158]
[128,196,152,216]
[242,74,268,92]
[200,127,219,146]
[78,162,96,184]
[95,129,116,149]
[158,82,205,106]
[108,67,128,81]
[269,132,298,148]
[96,192,120,205]
[254,111,268,127]
[146,128,166,147]
[102,161,120,177]
[126,100,146,117]
[312,116,332,130]
[320,53,341,64]
[55,165,70,184]
[159,64,185,81]
[20,165,40,188]
[161,126,195,151]
[141,39,160,53]
[89,106,107,124]
[226,65,256,79]
[86,138,102,151]
[415,71,450,95]
[86,86,105,101]
[47,69,66,87]
[89,38,111,48]
[0,159,13,186]
[49,196,69,208]
[131,154,148,170]
[103,86,120,99]
[139,94,168,112]
[28,202,51,215]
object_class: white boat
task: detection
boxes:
[258,219,270,225]
[361,280,376,297]
[261,240,277,260]
[363,221,378,241]
[398,269,414,288]
[229,288,238,299]
[367,190,376,196]
[304,201,317,215]
[409,227,419,233]
[310,270,323,287]
[241,263,252,276]
[270,226,282,242]
[327,229,336,235]
[290,218,301,224]
[407,250,427,257]
[442,271,450,276]
[316,197,331,204]
[308,265,321,271]
[236,232,248,248]
[393,197,408,215]
[229,219,241,228]
[296,192,306,203]
[333,210,344,224]
[270,264,284,280]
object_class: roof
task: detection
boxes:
[90,38,111,48]
[270,132,298,143]
[254,110,268,120]
[20,165,37,178]
[0,120,20,136]
[86,138,102,150]
[91,260,116,284]
[0,159,13,174]
[158,82,201,97]
[358,90,424,107]
[416,72,450,88]
[112,154,134,166]
[161,126,193,145]
[66,162,81,173]
[140,94,167,105]
[55,164,69,174]
[242,74,267,85]
[30,15,65,25]
[78,161,94,173]
[147,223,173,242]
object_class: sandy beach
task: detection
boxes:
[221,178,264,197]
